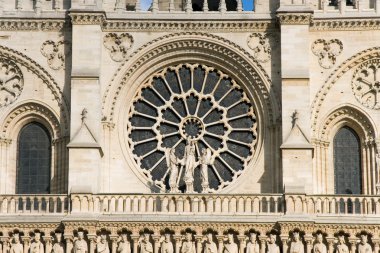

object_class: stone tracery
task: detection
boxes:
[127,64,258,192]
[0,58,23,107]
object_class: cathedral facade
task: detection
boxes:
[0,0,380,253]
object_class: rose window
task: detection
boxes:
[352,59,380,110]
[127,64,257,192]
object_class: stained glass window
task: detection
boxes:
[333,126,362,195]
[16,123,51,194]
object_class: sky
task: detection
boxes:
[140,0,254,11]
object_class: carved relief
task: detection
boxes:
[103,33,134,62]
[41,40,70,70]
[247,33,271,63]
[311,39,343,69]
[352,59,380,110]
[127,64,258,193]
[0,58,23,107]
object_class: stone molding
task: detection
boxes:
[103,20,275,32]
[311,18,380,31]
[311,47,380,135]
[69,12,106,25]
[277,13,313,25]
[0,19,67,31]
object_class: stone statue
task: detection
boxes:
[246,232,259,253]
[74,232,88,253]
[117,232,131,253]
[313,233,326,253]
[160,232,173,253]
[266,232,279,253]
[183,140,198,193]
[335,233,348,253]
[30,233,44,253]
[52,233,65,253]
[203,232,217,253]
[181,231,195,253]
[138,233,153,253]
[10,233,23,253]
[357,232,372,253]
[199,148,214,193]
[289,230,304,253]
[97,233,110,253]
[223,233,238,253]
[165,148,182,193]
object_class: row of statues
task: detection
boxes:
[166,140,214,193]
[3,230,375,253]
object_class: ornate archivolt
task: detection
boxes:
[102,32,281,193]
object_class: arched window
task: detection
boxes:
[16,122,51,194]
[333,126,362,194]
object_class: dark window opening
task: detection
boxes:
[16,122,51,194]
[329,0,354,6]
[333,126,362,195]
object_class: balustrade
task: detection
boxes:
[0,195,68,214]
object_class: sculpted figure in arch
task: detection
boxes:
[165,148,182,193]
[199,148,214,193]
[138,233,153,253]
[52,233,65,253]
[245,231,259,253]
[203,231,217,253]
[223,232,238,253]
[357,232,372,253]
[313,232,326,253]
[117,232,131,253]
[10,233,23,253]
[335,232,349,253]
[97,233,110,253]
[181,230,195,253]
[266,231,279,253]
[160,232,174,253]
[289,230,304,253]
[74,232,88,253]
[30,233,44,253]
[183,140,198,193]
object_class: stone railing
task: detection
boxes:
[70,193,284,214]
[314,0,380,14]
[285,194,380,215]
[0,194,69,214]
[0,193,380,216]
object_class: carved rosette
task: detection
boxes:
[127,64,257,192]
[41,40,70,70]
[352,59,380,110]
[311,39,343,69]
[0,59,23,107]
[247,33,271,63]
[103,33,134,62]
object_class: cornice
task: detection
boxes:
[311,18,380,31]
[69,11,106,25]
[103,19,276,32]
[0,18,67,31]
[277,13,313,25]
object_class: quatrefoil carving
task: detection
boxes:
[247,33,271,63]
[103,33,134,62]
[41,40,70,70]
[312,39,343,69]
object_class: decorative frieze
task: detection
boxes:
[277,13,313,25]
[69,12,106,25]
[0,19,67,31]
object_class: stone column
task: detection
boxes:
[43,236,53,253]
[280,235,288,253]
[67,10,104,194]
[349,238,357,253]
[217,236,224,253]
[174,235,181,253]
[153,235,160,253]
[259,236,267,253]
[326,237,335,253]
[0,236,9,253]
[304,235,313,253]
[372,238,379,253]
[278,7,314,195]
[63,235,73,253]
[238,236,245,253]
[110,236,118,253]
[88,235,97,253]
[195,236,203,253]
[21,236,30,253]
[131,235,139,253]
